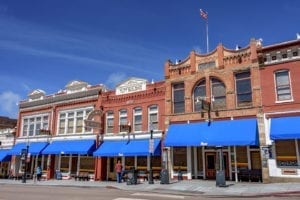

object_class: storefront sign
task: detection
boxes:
[116,78,147,95]
[281,168,298,175]
[85,120,101,129]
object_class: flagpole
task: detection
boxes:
[206,17,209,53]
[200,9,209,53]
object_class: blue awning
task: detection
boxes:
[0,149,11,162]
[164,123,206,146]
[270,116,300,140]
[164,118,259,147]
[200,119,259,146]
[93,139,161,157]
[8,142,49,156]
[122,139,161,156]
[42,140,95,155]
[93,140,127,157]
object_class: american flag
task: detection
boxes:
[200,9,208,20]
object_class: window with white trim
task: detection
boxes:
[148,105,158,131]
[58,107,92,135]
[22,114,49,137]
[106,111,114,133]
[275,70,292,101]
[119,109,128,132]
[133,107,142,132]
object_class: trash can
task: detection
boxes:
[216,170,226,187]
[160,169,169,184]
[55,170,62,180]
[177,170,183,181]
[126,168,137,185]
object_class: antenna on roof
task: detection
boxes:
[297,33,300,40]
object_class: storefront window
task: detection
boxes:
[137,156,147,170]
[125,157,134,170]
[173,147,187,171]
[80,156,95,172]
[275,140,298,167]
[61,156,70,172]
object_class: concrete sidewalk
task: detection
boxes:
[1,179,300,197]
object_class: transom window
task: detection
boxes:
[22,114,49,137]
[133,107,142,132]
[173,83,185,113]
[193,80,206,112]
[211,78,226,110]
[148,105,158,131]
[275,70,292,101]
[58,107,92,135]
[106,111,114,133]
[235,71,252,107]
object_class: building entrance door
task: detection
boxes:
[205,152,229,179]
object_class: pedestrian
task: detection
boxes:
[36,164,42,181]
[115,160,123,183]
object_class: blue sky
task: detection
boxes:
[0,0,299,118]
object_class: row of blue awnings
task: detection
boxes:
[164,118,259,147]
[1,138,161,158]
[93,138,161,157]
[1,116,298,161]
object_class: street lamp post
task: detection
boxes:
[148,123,154,184]
[21,144,29,183]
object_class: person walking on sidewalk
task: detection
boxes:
[36,164,42,181]
[115,160,123,183]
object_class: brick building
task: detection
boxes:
[163,39,264,181]
[10,80,105,180]
[258,38,300,182]
[0,116,16,178]
[93,77,166,181]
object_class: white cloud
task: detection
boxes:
[105,72,127,88]
[0,91,21,118]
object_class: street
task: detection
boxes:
[0,184,300,200]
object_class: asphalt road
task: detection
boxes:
[1,184,300,200]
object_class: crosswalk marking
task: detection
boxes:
[131,192,185,199]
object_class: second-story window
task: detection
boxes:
[211,78,226,110]
[119,109,128,132]
[58,108,92,135]
[22,114,49,137]
[106,111,114,134]
[193,80,206,112]
[133,107,142,132]
[235,71,252,107]
[148,105,158,131]
[275,70,292,101]
[173,83,185,113]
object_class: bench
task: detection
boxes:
[75,172,90,181]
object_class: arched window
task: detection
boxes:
[193,80,206,112]
[211,78,226,110]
